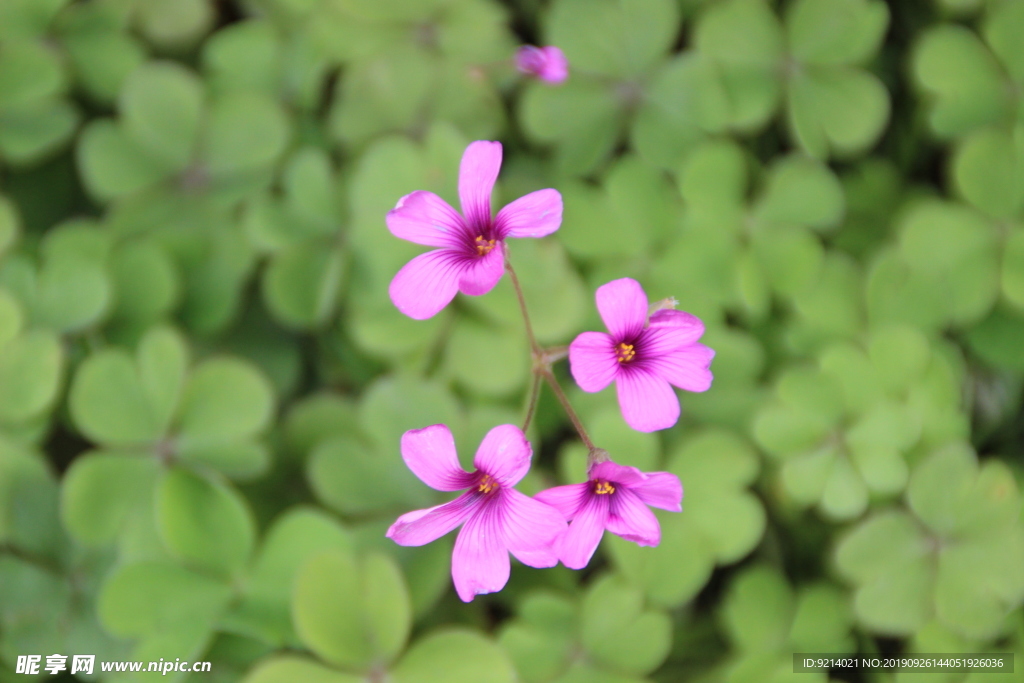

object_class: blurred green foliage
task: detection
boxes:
[0,0,1023,682]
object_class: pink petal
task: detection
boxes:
[616,368,679,432]
[629,472,683,512]
[639,326,712,358]
[386,493,478,546]
[647,310,705,343]
[386,191,467,248]
[400,424,475,492]
[500,489,567,568]
[473,424,532,488]
[514,46,546,75]
[458,141,502,229]
[568,331,619,393]
[457,244,505,296]
[451,505,510,602]
[557,493,609,570]
[494,189,563,239]
[606,488,661,546]
[538,46,569,84]
[534,483,591,520]
[389,249,464,320]
[596,278,648,341]
[645,344,715,392]
[589,461,647,487]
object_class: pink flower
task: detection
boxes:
[569,278,714,432]
[535,460,682,569]
[386,424,567,602]
[387,141,563,319]
[515,46,569,84]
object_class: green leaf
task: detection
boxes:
[580,575,672,675]
[109,239,181,327]
[176,357,275,445]
[391,630,517,683]
[786,0,889,66]
[0,40,65,109]
[263,243,345,329]
[292,550,411,670]
[786,66,890,159]
[0,330,62,425]
[203,91,289,176]
[952,127,1024,218]
[33,252,111,332]
[358,376,462,454]
[70,347,163,445]
[913,25,1011,138]
[77,120,170,200]
[156,468,256,578]
[1001,227,1024,310]
[547,0,679,79]
[0,196,20,256]
[756,156,845,230]
[243,657,364,683]
[0,289,23,348]
[722,565,793,651]
[965,306,1024,371]
[60,453,159,546]
[227,507,352,645]
[120,61,204,171]
[445,318,529,398]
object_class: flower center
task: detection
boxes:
[474,235,496,256]
[615,343,635,363]
[594,480,615,495]
[478,474,499,494]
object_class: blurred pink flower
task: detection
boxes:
[387,140,563,319]
[569,278,714,432]
[535,460,682,569]
[515,45,569,84]
[386,424,566,602]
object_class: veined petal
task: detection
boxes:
[645,344,715,392]
[473,424,532,487]
[538,46,569,83]
[389,249,464,320]
[629,472,683,512]
[386,190,467,247]
[606,488,661,546]
[500,489,567,568]
[535,483,591,521]
[569,331,618,393]
[452,506,510,602]
[596,278,648,341]
[386,493,478,546]
[616,368,679,432]
[589,461,647,488]
[648,309,705,340]
[457,245,505,296]
[459,141,502,229]
[494,189,563,238]
[557,493,609,570]
[400,424,475,491]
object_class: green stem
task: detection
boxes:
[521,372,541,433]
[540,368,596,452]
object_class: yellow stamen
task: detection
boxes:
[615,342,635,363]
[474,235,497,256]
[478,474,498,493]
[594,480,615,495]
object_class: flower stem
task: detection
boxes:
[505,248,597,454]
[521,372,541,433]
[540,368,596,452]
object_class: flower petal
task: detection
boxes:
[389,249,465,320]
[534,483,591,520]
[457,244,505,296]
[386,493,478,546]
[616,368,679,432]
[595,278,647,341]
[630,472,683,512]
[451,504,510,602]
[606,488,661,546]
[494,189,563,239]
[400,424,475,491]
[557,493,609,570]
[473,424,532,487]
[459,140,502,229]
[589,461,647,488]
[569,331,619,393]
[645,344,715,392]
[500,489,567,568]
[538,46,569,83]
[646,309,705,343]
[386,191,467,248]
